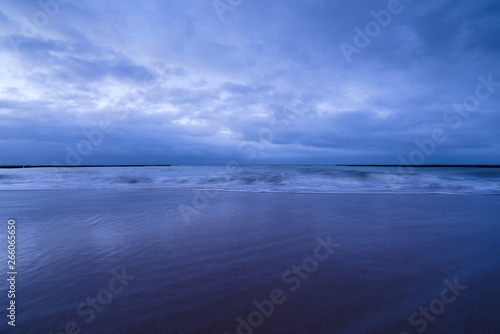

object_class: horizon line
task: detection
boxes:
[1,164,500,168]
[0,164,172,169]
[336,164,500,168]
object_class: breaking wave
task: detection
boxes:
[0,165,499,194]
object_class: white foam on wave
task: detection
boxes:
[0,165,499,194]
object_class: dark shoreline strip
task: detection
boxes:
[0,165,171,169]
[336,164,500,168]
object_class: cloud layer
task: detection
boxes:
[1,0,499,165]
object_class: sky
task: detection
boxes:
[0,0,499,165]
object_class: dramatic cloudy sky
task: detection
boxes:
[1,0,499,165]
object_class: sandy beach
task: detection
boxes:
[1,190,499,333]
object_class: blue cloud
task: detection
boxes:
[0,0,499,165]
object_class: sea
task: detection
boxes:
[0,165,499,194]
[0,166,499,333]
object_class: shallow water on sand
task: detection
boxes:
[0,190,499,333]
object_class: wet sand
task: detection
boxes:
[1,190,499,333]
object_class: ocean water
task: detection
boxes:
[0,165,499,194]
[0,166,499,333]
